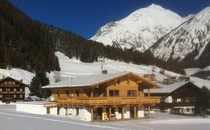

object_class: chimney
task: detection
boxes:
[102,70,108,74]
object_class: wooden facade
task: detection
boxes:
[147,82,200,114]
[0,77,27,103]
[43,72,161,121]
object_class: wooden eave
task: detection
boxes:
[0,76,28,87]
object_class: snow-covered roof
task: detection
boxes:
[144,81,197,94]
[0,76,28,86]
[43,72,127,88]
[43,71,161,89]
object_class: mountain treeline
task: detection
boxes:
[0,0,151,73]
[0,0,60,72]
[3,0,207,74]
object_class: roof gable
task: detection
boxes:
[0,76,28,87]
[43,72,161,89]
[147,81,200,94]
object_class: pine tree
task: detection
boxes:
[29,71,51,100]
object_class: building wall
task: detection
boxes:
[50,76,144,102]
[0,77,26,103]
[124,105,130,119]
[49,107,57,115]
[137,105,145,118]
[46,73,159,121]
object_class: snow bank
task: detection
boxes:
[16,102,47,115]
[148,118,210,124]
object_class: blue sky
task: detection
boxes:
[8,0,210,39]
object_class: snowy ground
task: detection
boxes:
[0,104,209,130]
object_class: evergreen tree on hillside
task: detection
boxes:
[29,71,51,100]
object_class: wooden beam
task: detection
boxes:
[148,106,151,118]
[137,80,142,84]
[121,107,124,119]
[91,88,93,97]
[148,89,150,97]
[109,107,112,120]
[91,108,94,121]
[134,106,137,118]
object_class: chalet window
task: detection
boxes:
[185,98,189,103]
[109,90,119,97]
[20,88,23,92]
[160,97,165,103]
[93,88,99,97]
[76,90,80,97]
[57,90,60,97]
[103,90,107,97]
[13,81,15,85]
[0,88,2,91]
[0,95,2,98]
[8,81,11,85]
[127,90,137,97]
[118,107,122,114]
[6,88,10,92]
[4,82,7,85]
[14,88,16,92]
[13,95,16,98]
[66,90,70,97]
[19,95,23,98]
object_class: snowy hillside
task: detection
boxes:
[53,52,210,89]
[151,6,210,61]
[53,52,180,82]
[91,4,183,52]
[1,52,210,91]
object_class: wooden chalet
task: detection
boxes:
[0,76,27,103]
[145,81,200,115]
[43,72,161,121]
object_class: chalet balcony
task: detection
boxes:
[55,96,160,107]
[156,102,195,108]
[0,91,25,94]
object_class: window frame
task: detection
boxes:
[109,90,119,97]
[127,90,137,97]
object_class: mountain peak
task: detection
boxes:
[150,6,210,68]
[91,4,183,52]
[148,3,163,8]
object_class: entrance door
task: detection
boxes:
[93,107,103,120]
[76,108,79,115]
[47,107,50,114]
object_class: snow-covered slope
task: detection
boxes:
[54,52,180,82]
[53,52,210,89]
[91,4,183,52]
[1,52,210,92]
[151,6,210,61]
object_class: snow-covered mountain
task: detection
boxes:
[150,6,210,62]
[91,4,184,52]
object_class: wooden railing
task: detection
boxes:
[0,91,25,94]
[56,96,160,106]
[156,102,195,108]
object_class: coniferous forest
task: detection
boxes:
[0,0,151,73]
[1,0,209,74]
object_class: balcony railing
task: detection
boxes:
[0,91,24,94]
[56,96,160,106]
[156,102,195,107]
